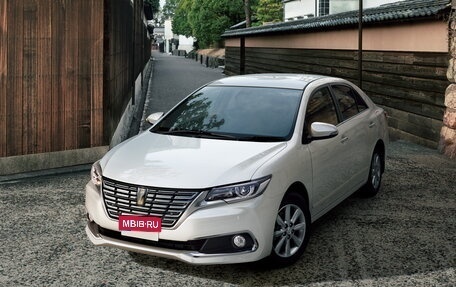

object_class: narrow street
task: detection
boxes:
[142,51,225,121]
[0,53,455,287]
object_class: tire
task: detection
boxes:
[362,150,383,197]
[266,192,311,267]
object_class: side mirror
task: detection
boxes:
[146,112,164,125]
[310,122,338,140]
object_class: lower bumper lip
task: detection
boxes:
[85,221,258,265]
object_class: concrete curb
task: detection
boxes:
[0,164,92,184]
[140,57,155,132]
[0,146,108,182]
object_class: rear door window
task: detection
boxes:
[331,85,368,121]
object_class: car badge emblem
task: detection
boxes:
[137,187,147,206]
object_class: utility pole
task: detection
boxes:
[244,0,251,28]
[240,37,246,75]
[358,0,363,88]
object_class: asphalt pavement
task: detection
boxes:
[140,51,225,131]
[0,53,455,287]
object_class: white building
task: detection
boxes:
[283,0,405,21]
[178,35,195,53]
[164,19,195,54]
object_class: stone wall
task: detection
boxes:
[441,10,456,159]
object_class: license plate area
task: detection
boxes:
[119,215,162,241]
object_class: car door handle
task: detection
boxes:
[340,136,349,143]
[369,122,376,128]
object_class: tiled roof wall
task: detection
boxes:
[223,0,450,37]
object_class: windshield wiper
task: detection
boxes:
[157,129,237,140]
[237,135,286,142]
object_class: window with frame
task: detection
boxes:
[319,0,330,16]
[331,85,368,121]
[305,87,339,135]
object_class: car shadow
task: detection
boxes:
[129,190,454,285]
[128,144,456,285]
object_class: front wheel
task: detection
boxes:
[266,192,310,267]
[362,150,383,197]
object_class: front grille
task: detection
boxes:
[102,177,202,228]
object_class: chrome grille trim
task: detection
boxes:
[102,177,202,228]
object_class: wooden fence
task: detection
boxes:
[103,0,151,144]
[225,47,448,147]
[0,0,150,157]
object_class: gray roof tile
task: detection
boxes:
[222,0,450,37]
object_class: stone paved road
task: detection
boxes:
[1,141,455,287]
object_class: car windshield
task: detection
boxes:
[151,86,303,142]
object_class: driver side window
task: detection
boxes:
[304,87,339,136]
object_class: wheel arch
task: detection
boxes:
[373,139,386,173]
[284,181,310,218]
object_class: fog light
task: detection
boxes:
[232,235,246,248]
[199,233,256,254]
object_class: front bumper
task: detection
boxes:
[86,221,260,264]
[85,182,277,264]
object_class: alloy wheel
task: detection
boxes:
[273,203,307,258]
[371,153,382,190]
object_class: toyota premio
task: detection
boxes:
[85,74,388,267]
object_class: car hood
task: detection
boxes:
[101,132,287,188]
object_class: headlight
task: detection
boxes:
[91,160,102,187]
[205,176,271,203]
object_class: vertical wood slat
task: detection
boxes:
[36,0,51,153]
[64,0,78,150]
[0,0,7,157]
[6,0,23,156]
[91,0,103,147]
[51,0,65,152]
[77,0,90,148]
[23,0,38,155]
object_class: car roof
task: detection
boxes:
[208,74,330,90]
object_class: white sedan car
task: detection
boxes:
[85,74,388,267]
